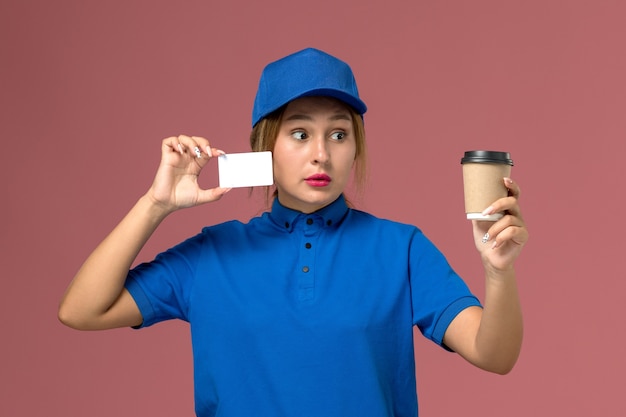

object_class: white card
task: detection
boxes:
[218,151,274,188]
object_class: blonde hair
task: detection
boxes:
[249,101,367,208]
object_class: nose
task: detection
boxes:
[312,136,330,164]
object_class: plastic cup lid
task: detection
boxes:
[461,150,514,165]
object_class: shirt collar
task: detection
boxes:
[269,195,349,232]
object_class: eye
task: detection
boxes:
[291,131,308,140]
[331,131,346,141]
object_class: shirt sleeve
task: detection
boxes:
[125,231,207,328]
[408,229,482,349]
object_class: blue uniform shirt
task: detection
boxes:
[125,195,481,417]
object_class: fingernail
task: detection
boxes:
[216,149,226,156]
[205,146,213,157]
[481,206,494,216]
[505,177,513,185]
[177,143,184,154]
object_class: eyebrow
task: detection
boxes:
[283,112,352,122]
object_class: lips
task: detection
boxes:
[305,173,332,187]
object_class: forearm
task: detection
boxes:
[474,267,523,374]
[58,194,170,329]
[445,178,527,373]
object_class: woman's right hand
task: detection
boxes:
[58,135,231,330]
[148,135,231,213]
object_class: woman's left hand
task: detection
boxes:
[472,178,529,272]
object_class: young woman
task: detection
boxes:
[59,48,527,417]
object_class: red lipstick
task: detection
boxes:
[305,173,332,187]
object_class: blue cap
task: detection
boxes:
[252,48,367,126]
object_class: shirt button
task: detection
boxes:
[305,242,312,249]
[306,218,313,225]
[302,266,309,273]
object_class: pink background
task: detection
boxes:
[1,0,624,415]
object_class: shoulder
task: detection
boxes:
[347,208,422,234]
[195,213,279,248]
[200,219,248,234]
[342,209,430,251]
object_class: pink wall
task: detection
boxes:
[1,1,624,415]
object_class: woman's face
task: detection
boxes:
[272,96,356,213]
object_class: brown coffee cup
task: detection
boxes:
[461,150,514,221]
